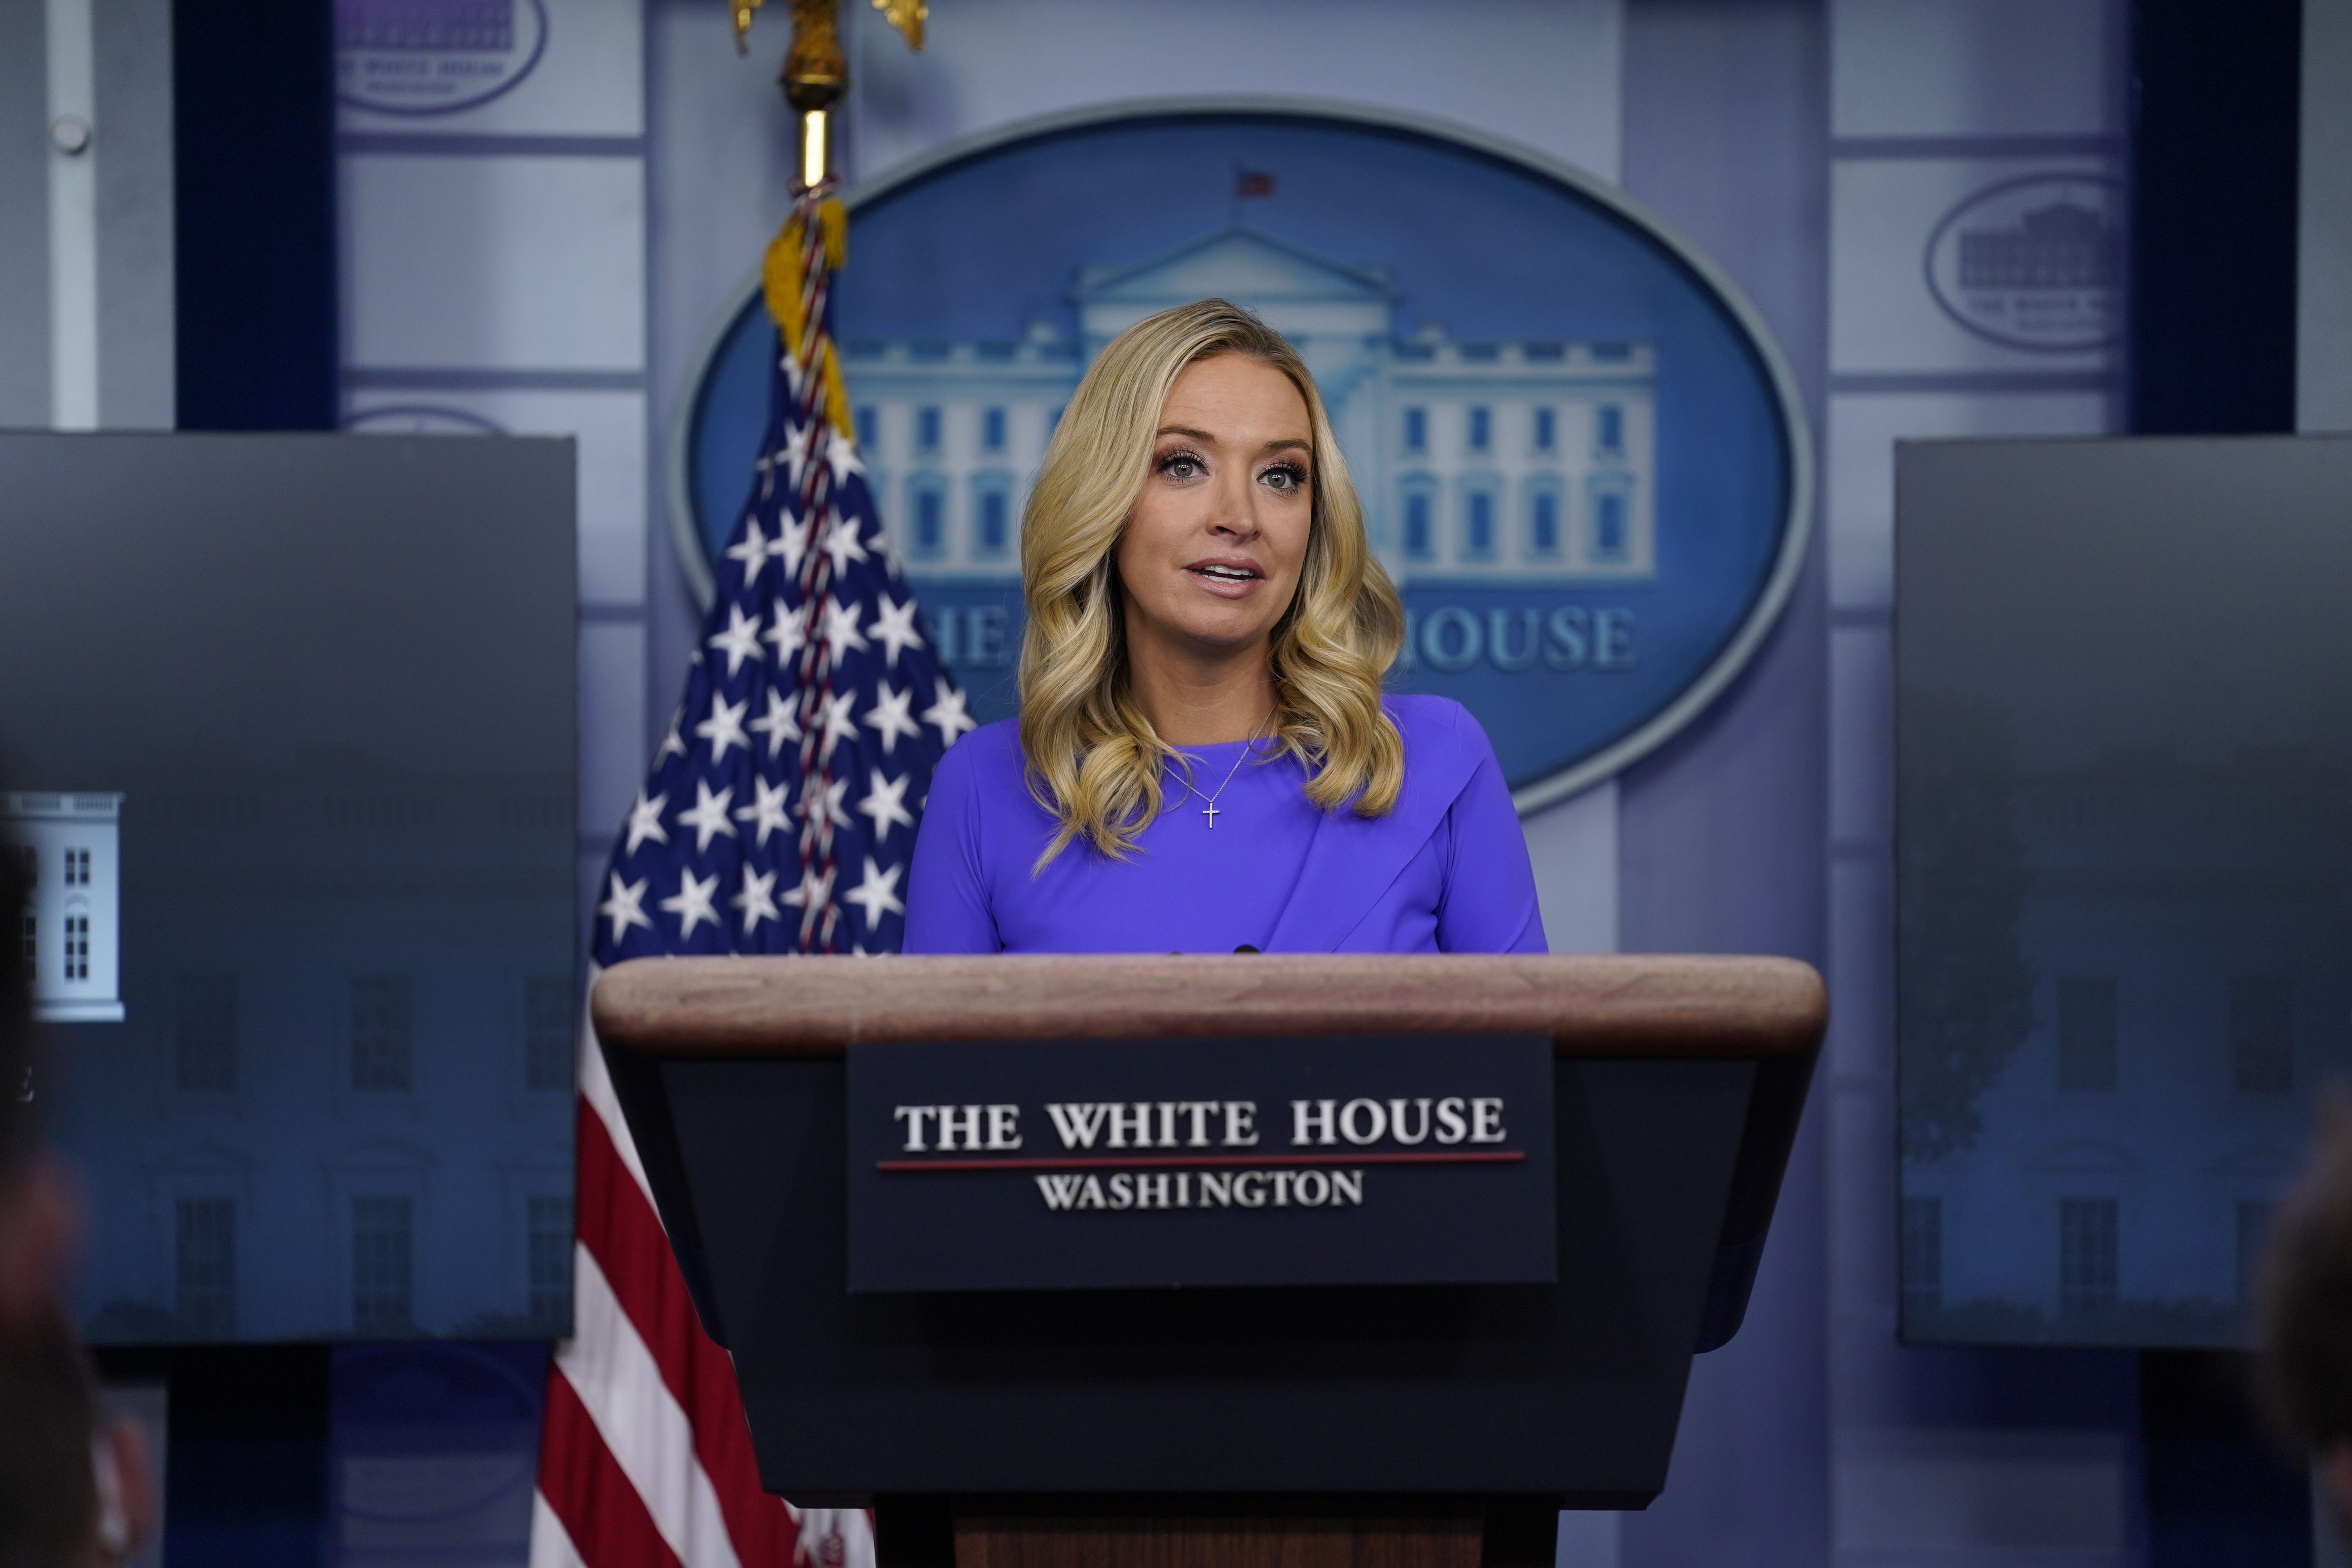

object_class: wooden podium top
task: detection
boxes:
[591,952,1826,1060]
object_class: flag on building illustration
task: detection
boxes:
[530,178,969,1568]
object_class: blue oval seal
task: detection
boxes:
[671,101,1810,809]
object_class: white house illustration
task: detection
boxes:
[842,225,1657,585]
[8,791,124,1023]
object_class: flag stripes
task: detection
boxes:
[538,1367,689,1568]
[533,1001,873,1568]
[571,1096,792,1564]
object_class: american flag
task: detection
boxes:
[531,181,969,1568]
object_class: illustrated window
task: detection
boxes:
[1401,407,1426,452]
[176,1198,236,1338]
[350,976,413,1093]
[2058,1197,2118,1316]
[352,1196,415,1332]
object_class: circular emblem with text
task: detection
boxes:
[673,102,1809,810]
[1924,172,2125,352]
[335,0,549,117]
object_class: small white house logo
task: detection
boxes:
[1924,173,2125,352]
[336,0,548,117]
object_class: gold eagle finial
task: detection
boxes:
[736,0,925,56]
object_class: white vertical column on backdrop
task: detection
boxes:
[45,0,97,432]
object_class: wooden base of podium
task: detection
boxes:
[877,1498,1563,1568]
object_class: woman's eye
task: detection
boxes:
[1160,454,1203,480]
[1261,464,1305,492]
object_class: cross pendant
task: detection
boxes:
[1201,803,1220,828]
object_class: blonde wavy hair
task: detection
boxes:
[1018,299,1406,867]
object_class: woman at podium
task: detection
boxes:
[904,299,1544,955]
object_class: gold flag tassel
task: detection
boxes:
[762,199,855,446]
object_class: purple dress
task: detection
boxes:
[903,693,1546,955]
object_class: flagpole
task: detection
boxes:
[782,0,845,190]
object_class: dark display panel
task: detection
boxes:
[1896,434,2352,1345]
[0,432,577,1342]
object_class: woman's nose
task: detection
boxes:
[1208,472,1260,538]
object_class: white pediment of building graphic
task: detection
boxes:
[1073,225,1395,343]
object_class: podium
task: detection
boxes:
[592,953,1824,1568]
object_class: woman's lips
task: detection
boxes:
[1185,561,1263,599]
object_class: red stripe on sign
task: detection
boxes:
[539,1367,687,1568]
[573,1097,800,1566]
[877,1150,1528,1172]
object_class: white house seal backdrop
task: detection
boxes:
[673,101,1810,811]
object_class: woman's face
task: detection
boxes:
[1114,353,1315,669]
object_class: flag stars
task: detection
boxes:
[694,692,750,762]
[659,869,721,939]
[706,604,767,679]
[770,515,811,580]
[823,425,864,485]
[869,597,924,667]
[724,517,771,587]
[819,599,867,669]
[733,776,792,846]
[922,679,976,746]
[844,857,905,931]
[864,680,920,755]
[623,791,670,855]
[748,687,803,757]
[779,422,818,491]
[765,602,809,665]
[816,690,859,764]
[598,873,653,942]
[596,310,975,968]
[675,780,739,852]
[868,525,905,581]
[730,864,782,935]
[858,771,914,844]
[821,514,869,578]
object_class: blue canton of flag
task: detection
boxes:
[595,191,971,965]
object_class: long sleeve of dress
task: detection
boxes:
[902,733,1002,953]
[1432,712,1549,955]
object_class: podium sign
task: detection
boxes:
[847,1033,1556,1292]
